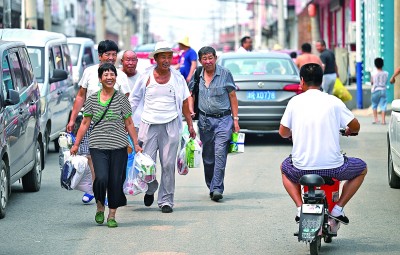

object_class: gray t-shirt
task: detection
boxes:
[188,65,236,114]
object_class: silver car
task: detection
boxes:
[387,99,400,188]
[216,52,301,133]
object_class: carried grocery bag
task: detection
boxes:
[229,132,245,153]
[177,146,189,175]
[70,155,92,193]
[185,138,202,168]
[333,78,352,102]
[60,160,76,190]
[134,152,156,183]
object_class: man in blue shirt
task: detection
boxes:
[176,36,197,83]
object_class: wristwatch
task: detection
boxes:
[233,116,239,120]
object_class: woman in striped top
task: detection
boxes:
[70,63,142,228]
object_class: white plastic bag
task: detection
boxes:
[123,147,148,196]
[73,163,93,193]
[177,147,189,175]
[70,155,89,189]
[134,152,156,183]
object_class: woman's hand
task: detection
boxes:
[70,144,79,156]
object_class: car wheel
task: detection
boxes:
[0,160,9,219]
[388,139,400,189]
[22,142,42,192]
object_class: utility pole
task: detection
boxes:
[3,0,12,28]
[234,0,239,50]
[277,0,285,48]
[25,0,38,29]
[21,0,25,28]
[254,0,262,50]
[95,0,106,43]
[356,0,363,108]
[394,0,400,99]
[43,0,51,31]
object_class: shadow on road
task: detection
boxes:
[244,133,292,146]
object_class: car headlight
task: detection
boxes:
[40,96,47,114]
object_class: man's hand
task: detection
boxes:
[233,119,240,133]
[188,124,196,138]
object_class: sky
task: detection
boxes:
[144,0,252,52]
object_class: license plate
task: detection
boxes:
[246,91,276,100]
[302,204,323,214]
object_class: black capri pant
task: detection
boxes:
[90,147,128,209]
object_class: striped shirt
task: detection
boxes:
[83,90,132,150]
[188,65,236,114]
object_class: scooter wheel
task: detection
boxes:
[310,236,321,255]
[324,236,332,243]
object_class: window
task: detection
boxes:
[83,47,94,66]
[62,44,72,74]
[2,54,14,96]
[53,46,64,70]
[48,48,55,83]
[19,47,34,85]
[27,47,44,82]
[8,52,26,91]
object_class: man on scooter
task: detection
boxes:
[279,63,367,225]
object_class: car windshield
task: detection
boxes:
[221,57,297,76]
[67,43,81,66]
[27,47,44,84]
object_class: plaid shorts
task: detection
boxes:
[281,155,366,184]
[77,123,93,156]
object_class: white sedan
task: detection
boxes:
[388,99,400,188]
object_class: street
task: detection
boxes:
[0,115,399,255]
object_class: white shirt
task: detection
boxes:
[121,71,140,94]
[280,89,354,170]
[237,46,249,53]
[79,64,130,99]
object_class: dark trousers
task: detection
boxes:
[89,147,128,209]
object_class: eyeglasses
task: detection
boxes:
[102,52,117,58]
[123,58,138,63]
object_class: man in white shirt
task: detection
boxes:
[120,50,140,97]
[236,36,253,52]
[66,40,130,204]
[279,63,367,225]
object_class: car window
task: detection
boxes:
[2,54,14,95]
[62,44,73,75]
[27,47,44,82]
[222,57,297,76]
[83,46,94,66]
[8,52,27,91]
[67,43,80,66]
[19,47,34,85]
[53,45,64,70]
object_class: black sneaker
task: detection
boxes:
[295,216,300,223]
[211,191,223,202]
[161,205,173,213]
[209,192,213,198]
[329,214,349,225]
[144,194,154,207]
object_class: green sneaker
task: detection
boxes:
[107,218,118,228]
[95,211,104,224]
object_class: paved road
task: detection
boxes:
[0,115,399,255]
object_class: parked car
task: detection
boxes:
[0,40,44,219]
[67,37,98,92]
[216,52,301,133]
[134,42,181,65]
[387,99,400,188]
[0,29,75,156]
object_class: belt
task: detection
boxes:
[199,109,231,118]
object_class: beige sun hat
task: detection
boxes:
[178,36,190,47]
[149,41,176,59]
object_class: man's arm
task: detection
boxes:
[66,87,87,132]
[390,66,400,84]
[182,98,196,138]
[228,90,240,133]
[346,118,360,135]
[186,60,197,83]
[279,124,292,138]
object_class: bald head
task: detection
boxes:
[121,50,138,77]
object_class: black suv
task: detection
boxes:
[0,40,45,219]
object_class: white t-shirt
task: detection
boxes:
[280,89,354,170]
[78,64,130,99]
[236,46,249,53]
[123,72,140,94]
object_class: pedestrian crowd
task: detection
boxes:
[66,35,368,229]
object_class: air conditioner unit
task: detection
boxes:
[347,21,356,44]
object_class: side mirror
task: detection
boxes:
[5,89,20,106]
[49,69,68,83]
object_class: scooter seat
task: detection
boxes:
[303,190,325,199]
[300,174,325,187]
